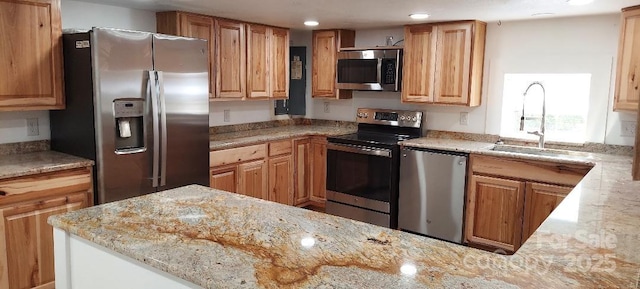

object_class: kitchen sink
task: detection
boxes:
[490,145,589,160]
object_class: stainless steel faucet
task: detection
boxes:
[520,81,546,148]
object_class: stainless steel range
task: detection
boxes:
[325,108,424,228]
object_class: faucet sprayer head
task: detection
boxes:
[519,116,525,131]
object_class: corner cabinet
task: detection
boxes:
[0,0,64,111]
[402,20,486,106]
[0,167,93,289]
[312,30,355,99]
[613,5,640,111]
[156,11,289,101]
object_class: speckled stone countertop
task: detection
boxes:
[0,151,94,179]
[210,125,356,150]
[49,138,640,288]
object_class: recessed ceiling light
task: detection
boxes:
[304,20,319,27]
[531,12,555,17]
[567,0,594,5]
[409,13,430,20]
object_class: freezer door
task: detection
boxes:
[398,149,467,243]
[152,34,210,191]
[92,28,156,203]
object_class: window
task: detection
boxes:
[500,74,591,144]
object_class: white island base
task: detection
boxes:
[53,228,202,289]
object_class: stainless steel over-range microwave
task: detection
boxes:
[336,48,402,92]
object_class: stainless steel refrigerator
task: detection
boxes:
[51,28,209,204]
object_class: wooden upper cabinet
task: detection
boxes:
[402,20,485,106]
[465,175,525,253]
[157,12,215,98]
[614,5,640,111]
[522,182,572,242]
[247,24,270,99]
[312,29,355,99]
[0,0,64,111]
[216,19,246,99]
[271,27,290,99]
[402,25,437,103]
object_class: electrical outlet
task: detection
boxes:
[323,102,330,113]
[460,112,469,126]
[26,118,39,136]
[223,110,230,122]
[621,121,636,137]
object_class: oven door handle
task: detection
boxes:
[327,143,392,158]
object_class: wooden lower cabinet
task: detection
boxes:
[310,137,327,203]
[522,182,572,241]
[293,138,311,206]
[238,160,268,199]
[0,168,93,289]
[465,175,525,253]
[210,165,237,193]
[268,155,293,205]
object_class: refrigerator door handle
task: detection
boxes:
[157,71,168,187]
[149,70,160,188]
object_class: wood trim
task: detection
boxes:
[634,97,640,180]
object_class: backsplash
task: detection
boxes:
[0,140,50,156]
[426,130,634,156]
[209,119,357,135]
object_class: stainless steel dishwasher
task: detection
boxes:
[398,147,468,244]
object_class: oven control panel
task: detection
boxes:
[356,108,423,128]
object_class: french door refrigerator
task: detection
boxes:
[51,28,210,204]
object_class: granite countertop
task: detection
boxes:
[210,125,356,150]
[49,138,640,288]
[0,150,94,179]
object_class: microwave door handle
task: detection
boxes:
[376,58,383,85]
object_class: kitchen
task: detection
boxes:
[1,0,640,288]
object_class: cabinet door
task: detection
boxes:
[179,13,215,98]
[522,182,572,242]
[238,160,268,200]
[0,0,64,111]
[310,137,327,203]
[271,27,289,99]
[465,175,525,253]
[401,24,437,103]
[614,6,640,111]
[247,24,270,98]
[312,30,338,98]
[210,166,237,193]
[433,23,472,105]
[293,138,311,206]
[0,192,89,289]
[268,155,293,205]
[215,19,246,99]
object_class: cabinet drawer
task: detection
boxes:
[0,167,93,206]
[210,144,267,167]
[470,155,591,187]
[269,139,292,156]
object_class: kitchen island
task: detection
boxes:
[49,140,640,288]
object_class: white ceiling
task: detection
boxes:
[77,0,640,29]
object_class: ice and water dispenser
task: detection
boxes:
[113,99,145,153]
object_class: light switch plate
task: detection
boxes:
[223,110,230,122]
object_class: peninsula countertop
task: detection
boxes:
[0,150,94,179]
[210,125,356,150]
[49,138,640,288]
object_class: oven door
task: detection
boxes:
[325,142,393,214]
